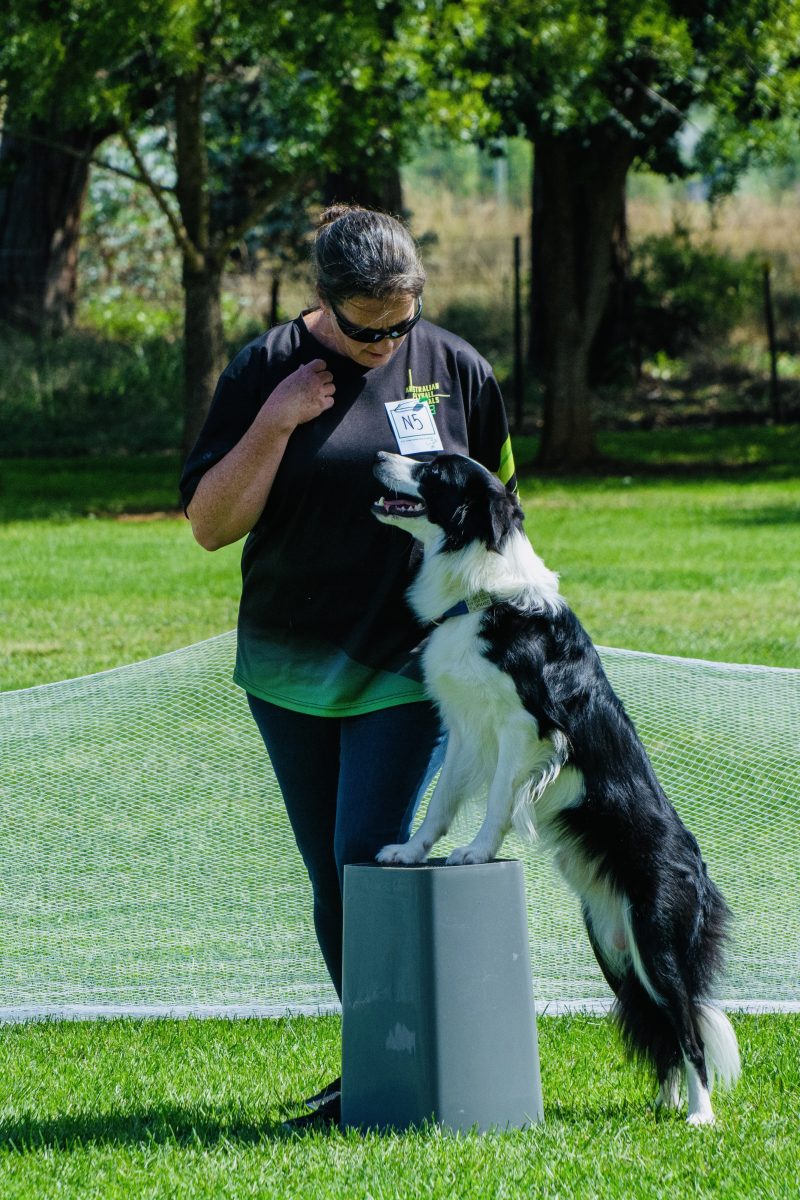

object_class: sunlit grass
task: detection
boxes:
[1,428,798,690]
[0,1013,797,1199]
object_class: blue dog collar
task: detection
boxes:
[434,591,494,624]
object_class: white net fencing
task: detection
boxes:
[1,630,798,1020]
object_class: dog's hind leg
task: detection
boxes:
[622,907,727,1125]
[376,729,470,865]
[655,1067,683,1111]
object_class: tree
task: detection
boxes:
[0,5,157,334]
[1,0,429,453]
[425,0,800,466]
[140,0,427,453]
[0,110,113,334]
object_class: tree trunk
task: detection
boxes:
[0,116,105,335]
[269,273,282,327]
[589,190,637,386]
[529,134,633,468]
[174,69,225,456]
[181,260,224,457]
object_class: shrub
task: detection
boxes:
[590,224,763,386]
[631,224,762,357]
[0,325,183,457]
[430,296,514,381]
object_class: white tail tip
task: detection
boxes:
[697,1005,741,1090]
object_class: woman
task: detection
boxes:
[180,205,517,1127]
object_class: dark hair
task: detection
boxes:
[311,205,426,305]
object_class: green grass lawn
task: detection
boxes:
[1,427,798,690]
[0,455,241,689]
[0,1014,797,1199]
[1,428,798,1197]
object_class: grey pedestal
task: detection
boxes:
[341,859,543,1134]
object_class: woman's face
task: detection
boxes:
[319,294,417,369]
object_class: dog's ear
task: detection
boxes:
[436,463,523,552]
[486,488,524,550]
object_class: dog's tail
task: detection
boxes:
[612,973,684,1081]
[613,859,740,1086]
[613,981,740,1091]
[612,957,740,1092]
[686,875,740,1089]
[695,1004,741,1089]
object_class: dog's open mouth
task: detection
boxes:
[372,495,427,518]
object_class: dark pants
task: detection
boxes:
[247,694,445,998]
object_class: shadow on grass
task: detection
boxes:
[2,426,798,521]
[543,1098,671,1125]
[0,455,182,523]
[514,454,800,485]
[0,1103,335,1149]
[715,503,800,525]
[513,424,800,484]
[1,1095,678,1149]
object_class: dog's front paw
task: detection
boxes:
[376,842,426,866]
[446,844,493,866]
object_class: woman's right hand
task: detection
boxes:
[188,360,335,551]
[263,359,335,434]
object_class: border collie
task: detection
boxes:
[371,450,740,1125]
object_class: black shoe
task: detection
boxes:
[304,1076,342,1111]
[281,1093,341,1133]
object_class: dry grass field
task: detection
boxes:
[232,170,800,394]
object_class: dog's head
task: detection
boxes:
[372,451,524,551]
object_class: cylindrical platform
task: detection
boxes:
[341,859,543,1133]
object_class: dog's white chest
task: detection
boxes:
[423,614,531,732]
[424,613,492,688]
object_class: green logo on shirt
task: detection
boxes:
[405,370,449,415]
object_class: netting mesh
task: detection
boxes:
[1,630,798,1020]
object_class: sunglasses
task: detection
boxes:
[329,298,423,343]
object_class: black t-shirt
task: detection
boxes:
[180,313,516,715]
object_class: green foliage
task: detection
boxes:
[630,225,763,357]
[1,0,440,268]
[1,0,177,127]
[419,0,800,187]
[80,132,312,321]
[80,134,181,306]
[432,298,514,378]
[0,326,183,456]
[404,134,532,208]
[692,8,800,198]
[78,295,181,341]
[236,198,316,294]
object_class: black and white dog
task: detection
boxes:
[371,450,740,1125]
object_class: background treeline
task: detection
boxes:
[2,0,799,468]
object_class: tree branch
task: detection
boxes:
[2,125,177,192]
[117,123,203,271]
[622,68,702,133]
[212,174,315,268]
